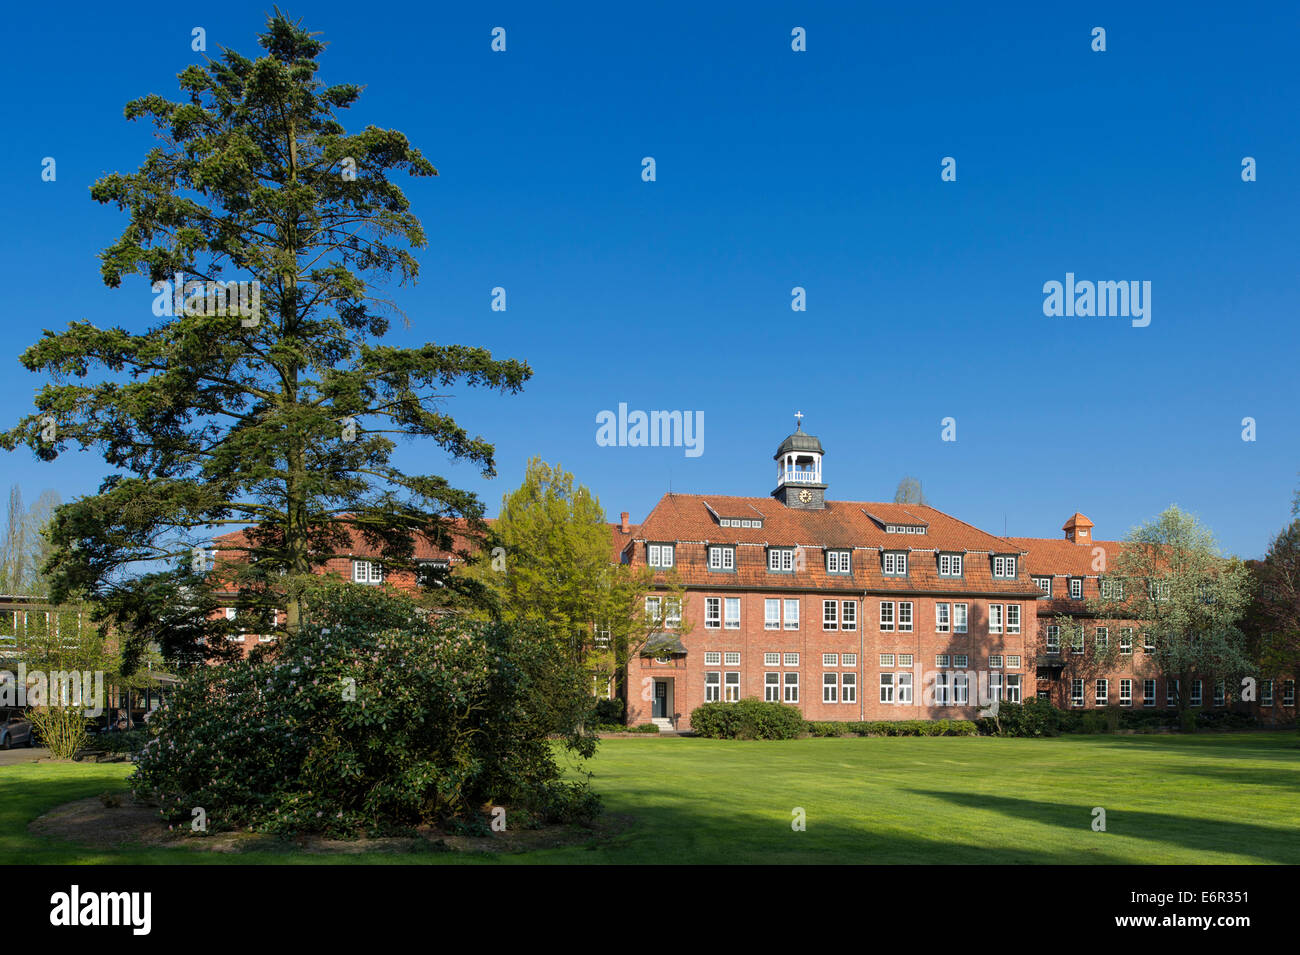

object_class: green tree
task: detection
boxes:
[0,486,62,596]
[464,459,684,709]
[893,476,927,505]
[1243,516,1300,716]
[1,14,528,667]
[1091,505,1252,731]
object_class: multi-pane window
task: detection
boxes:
[1262,680,1274,706]
[708,546,735,571]
[1095,627,1109,649]
[879,601,895,631]
[880,672,895,703]
[647,544,674,568]
[935,603,950,633]
[1095,679,1109,706]
[953,654,969,668]
[883,551,908,575]
[768,548,795,572]
[897,672,913,703]
[823,653,839,667]
[898,602,913,632]
[764,599,780,630]
[953,672,969,705]
[1119,629,1133,654]
[1071,627,1085,654]
[1005,675,1022,703]
[1046,626,1060,651]
[724,597,740,630]
[1214,681,1226,707]
[724,672,740,702]
[1119,679,1132,707]
[826,550,851,574]
[704,672,720,702]
[705,597,721,629]
[1034,576,1052,596]
[842,653,857,667]
[1071,679,1085,707]
[1285,681,1297,707]
[352,560,384,584]
[724,652,740,666]
[1143,632,1156,652]
[842,673,857,703]
[989,670,1002,700]
[954,603,968,633]
[1006,655,1020,669]
[938,554,963,577]
[764,652,780,666]
[879,653,895,667]
[783,672,799,703]
[1167,680,1179,707]
[705,651,721,665]
[1143,679,1156,707]
[1100,578,1124,600]
[936,654,951,667]
[823,600,838,631]
[645,596,662,623]
[993,555,1016,578]
[764,672,780,702]
[1190,680,1202,707]
[783,599,799,630]
[989,604,1003,634]
[823,673,838,703]
[664,598,681,629]
[989,655,1004,669]
[1069,578,1083,600]
[1006,604,1020,634]
[934,672,950,706]
[784,653,799,666]
[841,601,857,631]
[897,654,913,668]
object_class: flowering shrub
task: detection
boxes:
[131,583,599,834]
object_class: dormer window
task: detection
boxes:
[992,555,1017,578]
[1069,577,1083,600]
[647,543,674,568]
[938,553,963,577]
[352,560,383,584]
[417,559,449,588]
[768,547,797,573]
[882,552,907,576]
[826,550,851,574]
[708,545,736,571]
[1034,576,1052,596]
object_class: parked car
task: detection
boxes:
[0,709,34,749]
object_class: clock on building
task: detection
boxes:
[798,488,812,504]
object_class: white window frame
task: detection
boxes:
[724,597,740,630]
[897,672,913,703]
[879,672,895,703]
[935,603,950,633]
[708,546,735,571]
[647,543,674,568]
[704,672,720,702]
[954,603,968,634]
[822,600,838,631]
[764,672,780,702]
[938,553,963,577]
[883,551,908,576]
[764,598,780,630]
[879,601,895,631]
[823,673,838,703]
[1006,604,1020,634]
[724,671,741,703]
[827,550,851,574]
[704,597,721,629]
[841,600,857,631]
[783,672,799,703]
[783,598,799,630]
[898,602,913,632]
[842,672,857,704]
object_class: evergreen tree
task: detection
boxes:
[2,13,528,667]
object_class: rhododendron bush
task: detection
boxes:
[131,583,599,834]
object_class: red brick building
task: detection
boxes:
[619,424,1044,730]
[618,423,1296,730]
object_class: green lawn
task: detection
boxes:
[4,732,1298,864]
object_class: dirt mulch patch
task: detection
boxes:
[31,794,628,856]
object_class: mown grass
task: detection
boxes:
[3,732,1297,864]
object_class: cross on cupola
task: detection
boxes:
[772,415,827,509]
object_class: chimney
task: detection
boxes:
[1062,512,1094,544]
[620,511,630,534]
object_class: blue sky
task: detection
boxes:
[2,1,1297,558]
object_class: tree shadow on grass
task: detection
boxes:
[906,788,1299,864]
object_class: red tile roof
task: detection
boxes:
[632,493,1041,596]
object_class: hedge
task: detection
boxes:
[690,698,807,739]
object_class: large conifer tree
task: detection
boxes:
[2,13,529,666]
